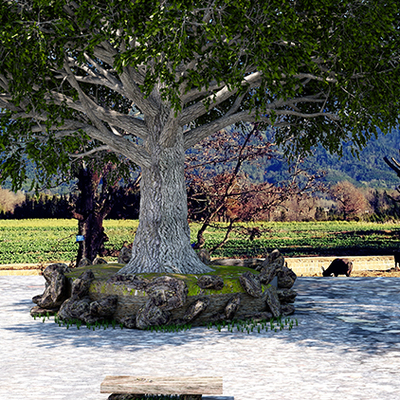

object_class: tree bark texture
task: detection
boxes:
[74,165,115,265]
[118,126,212,274]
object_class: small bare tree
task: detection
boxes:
[330,181,370,220]
[186,125,324,252]
[0,188,25,214]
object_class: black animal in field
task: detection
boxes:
[394,250,400,271]
[322,258,353,277]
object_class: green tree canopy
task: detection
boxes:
[1,0,399,273]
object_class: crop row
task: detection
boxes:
[1,219,400,264]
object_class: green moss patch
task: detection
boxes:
[65,263,123,280]
[65,263,266,297]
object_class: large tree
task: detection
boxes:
[0,0,399,274]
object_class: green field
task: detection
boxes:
[202,221,400,259]
[0,219,399,264]
[0,219,139,265]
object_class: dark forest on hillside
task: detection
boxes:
[1,128,400,223]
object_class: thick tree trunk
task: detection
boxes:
[74,167,98,265]
[74,165,115,265]
[118,129,213,274]
[76,212,109,264]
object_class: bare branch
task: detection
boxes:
[184,94,339,150]
[274,109,340,121]
[184,110,261,150]
[294,72,337,84]
[384,156,400,177]
[180,84,237,126]
[181,80,224,105]
[83,53,119,82]
[61,54,127,96]
[62,60,151,167]
[42,86,149,139]
[82,125,151,168]
[91,41,157,116]
[31,120,87,133]
[0,73,9,90]
[92,41,118,67]
[69,145,111,158]
[119,66,159,117]
[180,71,263,126]
[225,93,247,118]
[0,96,20,112]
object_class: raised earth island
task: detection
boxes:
[30,250,297,330]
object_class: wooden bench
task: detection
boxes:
[100,376,224,400]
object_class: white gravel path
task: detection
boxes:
[1,275,400,400]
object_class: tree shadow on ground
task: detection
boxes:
[2,277,400,358]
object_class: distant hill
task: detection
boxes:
[304,128,400,189]
[238,127,400,190]
[3,127,400,194]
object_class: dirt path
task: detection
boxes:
[306,268,400,277]
[1,264,399,277]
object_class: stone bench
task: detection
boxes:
[100,376,224,400]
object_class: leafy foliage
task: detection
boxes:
[1,0,400,170]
